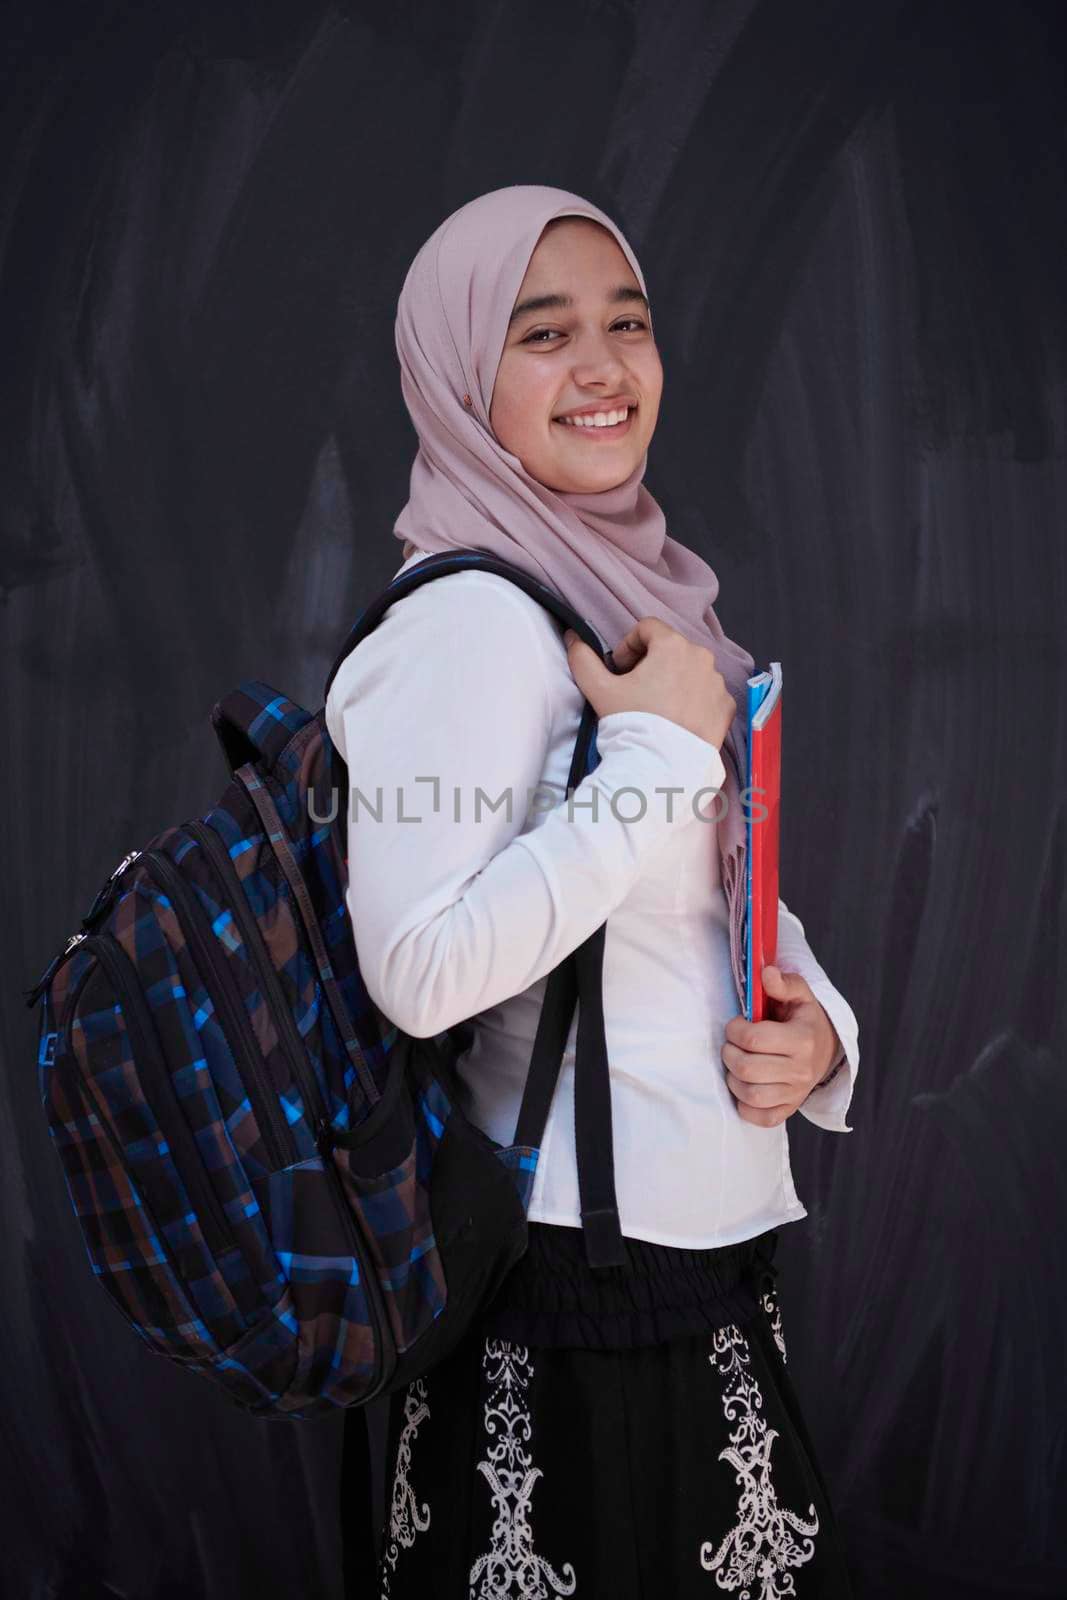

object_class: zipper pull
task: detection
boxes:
[81,848,143,930]
[108,847,143,880]
[25,845,143,1012]
[24,930,89,1010]
[315,1116,336,1158]
[26,844,143,1011]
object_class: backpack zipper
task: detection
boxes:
[25,850,148,1011]
[138,849,292,1174]
[186,817,395,1397]
[70,934,237,1262]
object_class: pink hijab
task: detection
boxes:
[393,184,755,1003]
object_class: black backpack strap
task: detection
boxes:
[510,700,625,1270]
[512,946,578,1153]
[572,921,623,1267]
[323,547,610,703]
[512,931,622,1270]
[331,549,626,1270]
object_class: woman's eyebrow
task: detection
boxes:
[508,285,649,326]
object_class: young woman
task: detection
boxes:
[327,185,859,1598]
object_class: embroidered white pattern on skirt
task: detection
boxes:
[761,1283,788,1363]
[469,1339,577,1599]
[699,1323,819,1596]
[380,1378,431,1598]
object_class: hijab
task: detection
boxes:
[392,184,755,1005]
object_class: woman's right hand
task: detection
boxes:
[562,617,737,751]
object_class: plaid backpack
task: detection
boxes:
[24,549,626,1425]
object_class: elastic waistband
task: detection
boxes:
[480,1222,781,1351]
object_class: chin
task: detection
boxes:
[527,451,640,495]
[514,428,644,490]
[569,462,639,492]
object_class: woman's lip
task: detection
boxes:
[552,406,635,439]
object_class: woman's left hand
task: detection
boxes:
[721,965,842,1127]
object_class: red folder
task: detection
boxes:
[745,664,782,1022]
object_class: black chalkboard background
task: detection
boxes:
[4,2,1065,1595]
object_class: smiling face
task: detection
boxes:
[489,217,663,493]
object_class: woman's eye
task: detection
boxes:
[521,319,647,345]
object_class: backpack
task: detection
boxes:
[24,549,626,1425]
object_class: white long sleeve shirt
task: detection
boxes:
[324,548,860,1249]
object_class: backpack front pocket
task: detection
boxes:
[54,939,271,1342]
[49,997,240,1366]
[330,1037,451,1357]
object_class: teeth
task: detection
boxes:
[557,406,631,428]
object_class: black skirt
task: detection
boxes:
[373,1222,854,1598]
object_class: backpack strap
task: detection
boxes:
[329,549,625,1270]
[323,547,611,702]
[512,698,598,1154]
[510,698,625,1270]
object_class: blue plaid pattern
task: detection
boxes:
[25,556,590,1420]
